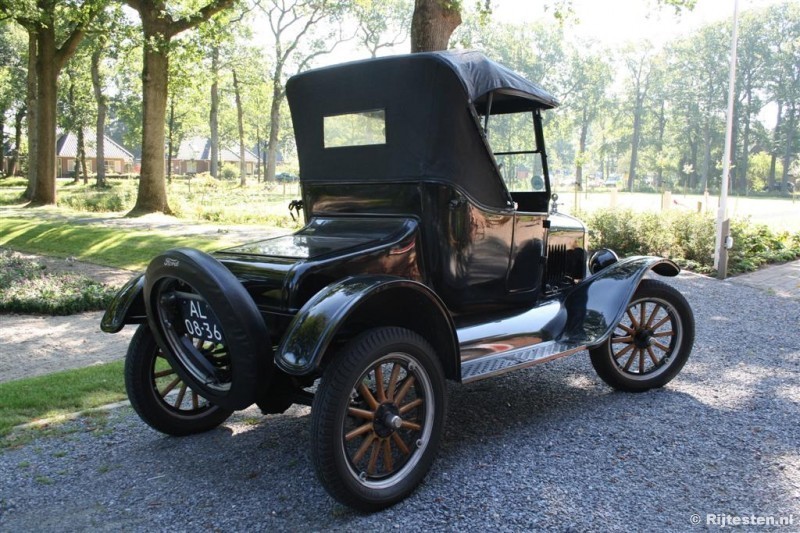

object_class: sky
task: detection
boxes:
[490,0,786,47]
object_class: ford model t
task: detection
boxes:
[102,51,694,511]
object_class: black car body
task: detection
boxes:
[103,50,694,511]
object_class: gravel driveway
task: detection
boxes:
[1,273,798,531]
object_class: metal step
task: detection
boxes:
[460,340,586,383]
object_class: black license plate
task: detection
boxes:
[178,297,224,343]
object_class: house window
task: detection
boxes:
[324,109,386,148]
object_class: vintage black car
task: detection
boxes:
[102,50,694,511]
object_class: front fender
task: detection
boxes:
[276,275,457,376]
[559,256,680,347]
[100,273,146,333]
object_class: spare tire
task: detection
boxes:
[143,248,271,411]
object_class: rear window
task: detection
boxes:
[324,110,386,148]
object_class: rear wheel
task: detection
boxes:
[125,324,233,436]
[589,279,694,392]
[311,327,446,511]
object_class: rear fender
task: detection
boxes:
[559,256,680,347]
[276,276,458,378]
[100,274,146,333]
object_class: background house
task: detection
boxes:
[171,137,260,176]
[56,130,135,178]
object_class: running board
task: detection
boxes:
[460,341,586,383]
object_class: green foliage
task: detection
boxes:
[58,183,137,212]
[585,208,800,275]
[0,251,116,315]
[0,177,28,188]
[219,163,239,180]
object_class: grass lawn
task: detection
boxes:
[0,218,232,271]
[0,361,126,439]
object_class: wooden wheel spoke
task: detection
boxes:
[647,347,660,366]
[192,391,199,409]
[614,343,635,360]
[358,383,379,410]
[652,330,674,338]
[611,336,633,344]
[347,407,375,421]
[638,348,645,374]
[399,398,423,415]
[154,368,176,378]
[651,315,670,330]
[392,433,410,456]
[623,348,639,371]
[387,364,401,402]
[346,422,374,441]
[639,303,646,329]
[617,323,635,335]
[159,377,181,398]
[353,434,375,463]
[645,304,662,328]
[394,376,416,404]
[174,383,188,408]
[652,340,671,352]
[367,439,381,475]
[374,365,386,403]
[626,309,640,329]
[382,438,394,473]
[400,420,422,432]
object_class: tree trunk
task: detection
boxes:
[232,69,246,186]
[9,107,25,176]
[780,104,796,188]
[0,116,5,176]
[739,92,752,193]
[656,100,666,189]
[77,126,89,184]
[265,75,282,183]
[167,98,175,183]
[627,99,643,192]
[768,101,782,189]
[91,48,107,188]
[575,109,588,190]
[255,126,261,182]
[24,31,37,200]
[701,117,711,192]
[130,23,171,215]
[410,0,461,52]
[210,46,220,179]
[30,25,58,206]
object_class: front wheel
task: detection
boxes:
[125,324,233,436]
[310,327,447,511]
[589,279,694,392]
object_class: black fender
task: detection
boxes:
[275,276,459,378]
[100,273,146,333]
[559,255,681,347]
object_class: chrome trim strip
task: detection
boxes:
[460,341,586,383]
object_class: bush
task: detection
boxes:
[584,209,800,275]
[219,164,239,181]
[0,251,117,315]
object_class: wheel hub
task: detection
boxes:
[373,403,401,438]
[633,328,654,349]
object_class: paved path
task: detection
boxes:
[728,259,800,300]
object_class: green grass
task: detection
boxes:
[0,361,126,439]
[0,218,230,270]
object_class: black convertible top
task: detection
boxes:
[286,51,559,209]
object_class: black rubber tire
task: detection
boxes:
[125,324,233,436]
[310,327,447,511]
[589,279,694,392]
[143,248,271,411]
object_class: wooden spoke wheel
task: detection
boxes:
[590,279,694,392]
[125,324,233,436]
[311,328,446,511]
